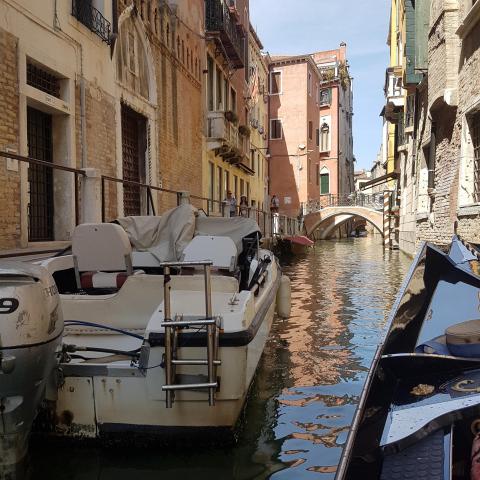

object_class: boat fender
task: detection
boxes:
[276,275,291,319]
[471,432,480,479]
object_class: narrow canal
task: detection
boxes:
[29,236,410,480]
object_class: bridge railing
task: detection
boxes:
[304,193,384,213]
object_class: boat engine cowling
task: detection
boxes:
[0,262,63,468]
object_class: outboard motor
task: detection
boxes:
[0,262,63,471]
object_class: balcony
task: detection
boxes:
[72,0,111,44]
[206,111,240,156]
[384,67,404,122]
[205,0,245,69]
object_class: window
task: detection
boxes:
[209,162,214,210]
[216,66,224,110]
[270,119,283,140]
[427,123,437,190]
[72,0,112,44]
[320,122,330,151]
[320,169,330,194]
[128,31,136,74]
[319,88,331,106]
[309,121,313,140]
[316,128,320,147]
[224,170,230,197]
[472,113,480,202]
[233,175,238,199]
[240,178,245,196]
[230,87,237,113]
[308,71,312,96]
[217,166,222,211]
[316,165,320,185]
[207,55,214,111]
[27,61,61,98]
[270,71,282,95]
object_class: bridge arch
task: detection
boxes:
[304,206,384,238]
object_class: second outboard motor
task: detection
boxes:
[0,262,63,472]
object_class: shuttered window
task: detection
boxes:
[320,173,330,194]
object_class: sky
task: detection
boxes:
[250,0,390,171]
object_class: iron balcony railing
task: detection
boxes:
[72,0,112,44]
[305,193,384,213]
[205,0,245,69]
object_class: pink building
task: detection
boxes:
[268,44,354,217]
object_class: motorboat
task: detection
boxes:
[0,263,63,472]
[336,236,480,479]
[25,205,290,445]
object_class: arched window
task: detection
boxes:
[320,122,330,152]
[320,167,330,194]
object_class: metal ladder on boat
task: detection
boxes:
[159,261,221,408]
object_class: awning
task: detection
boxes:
[360,171,399,190]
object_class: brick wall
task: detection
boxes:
[0,28,20,249]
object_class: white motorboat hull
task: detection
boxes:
[49,299,275,440]
[37,260,280,442]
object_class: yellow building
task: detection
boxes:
[247,24,269,212]
[383,0,406,184]
[202,1,267,216]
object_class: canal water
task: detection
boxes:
[28,236,410,480]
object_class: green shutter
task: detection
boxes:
[320,173,330,194]
[415,0,429,73]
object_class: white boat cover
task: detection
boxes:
[117,204,196,262]
[195,216,260,253]
[117,205,260,261]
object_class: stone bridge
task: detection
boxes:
[303,194,388,241]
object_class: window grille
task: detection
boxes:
[27,62,60,98]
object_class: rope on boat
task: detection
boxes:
[64,320,144,340]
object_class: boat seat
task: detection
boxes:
[80,270,144,290]
[446,319,480,358]
[72,223,142,291]
[182,236,238,272]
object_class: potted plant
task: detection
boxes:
[224,110,238,124]
[238,124,251,137]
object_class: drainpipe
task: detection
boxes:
[80,75,87,168]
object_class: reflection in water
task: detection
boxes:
[22,237,409,480]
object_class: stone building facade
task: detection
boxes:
[376,0,480,255]
[0,0,216,251]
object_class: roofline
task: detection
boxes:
[249,23,264,50]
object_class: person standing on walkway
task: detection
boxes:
[270,195,280,213]
[239,195,249,217]
[224,190,237,217]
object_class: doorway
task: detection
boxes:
[27,106,54,241]
[121,104,147,216]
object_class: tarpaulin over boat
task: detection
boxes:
[195,216,260,253]
[117,205,261,261]
[117,204,196,262]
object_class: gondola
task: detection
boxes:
[336,236,480,480]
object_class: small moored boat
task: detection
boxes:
[0,205,290,467]
[336,236,480,479]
